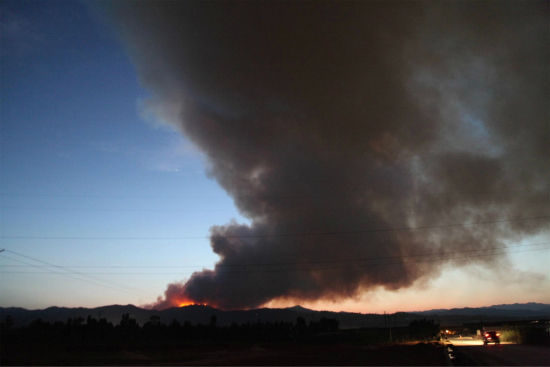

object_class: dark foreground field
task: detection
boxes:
[3,314,548,365]
[2,340,447,365]
[2,314,447,365]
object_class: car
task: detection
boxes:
[482,331,500,345]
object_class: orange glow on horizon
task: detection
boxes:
[180,302,208,307]
[176,298,208,307]
[178,301,195,307]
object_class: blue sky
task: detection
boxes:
[1,0,548,312]
[0,0,246,308]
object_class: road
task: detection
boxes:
[445,337,550,366]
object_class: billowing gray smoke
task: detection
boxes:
[107,1,549,309]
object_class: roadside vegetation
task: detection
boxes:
[499,325,550,345]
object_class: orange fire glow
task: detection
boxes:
[178,301,195,307]
[177,299,207,307]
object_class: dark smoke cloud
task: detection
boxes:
[106,1,549,309]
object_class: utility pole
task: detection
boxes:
[384,311,392,342]
[384,311,388,332]
[388,313,393,343]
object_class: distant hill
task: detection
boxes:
[1,303,548,328]
[418,302,550,315]
[411,302,550,326]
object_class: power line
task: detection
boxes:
[0,253,143,290]
[0,187,541,200]
[1,241,547,274]
[1,249,142,295]
[0,240,547,269]
[1,215,548,240]
[1,245,548,275]
[196,241,550,269]
[0,206,228,213]
[174,245,550,275]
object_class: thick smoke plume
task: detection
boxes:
[108,1,549,309]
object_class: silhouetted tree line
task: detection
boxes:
[2,314,448,354]
[0,314,340,346]
[407,319,440,340]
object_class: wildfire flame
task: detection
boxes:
[178,301,194,307]
[177,299,207,307]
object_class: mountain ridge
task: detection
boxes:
[1,302,548,329]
